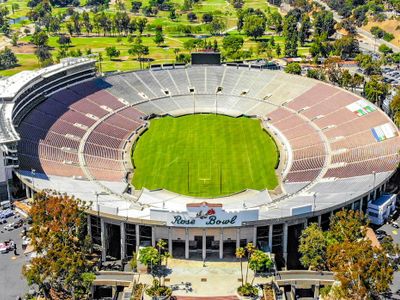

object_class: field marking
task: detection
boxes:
[166,156,179,167]
[240,121,255,184]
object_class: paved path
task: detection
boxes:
[175,296,238,300]
[123,258,273,298]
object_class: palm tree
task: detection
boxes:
[235,247,245,286]
[245,242,256,284]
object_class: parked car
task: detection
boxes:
[3,223,14,231]
[376,229,387,236]
[13,219,23,228]
[391,222,399,229]
[0,243,8,254]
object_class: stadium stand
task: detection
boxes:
[0,63,394,226]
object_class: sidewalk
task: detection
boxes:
[139,258,272,298]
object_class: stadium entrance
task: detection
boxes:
[106,223,121,260]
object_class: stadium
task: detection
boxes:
[0,57,399,269]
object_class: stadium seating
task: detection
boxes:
[15,66,400,204]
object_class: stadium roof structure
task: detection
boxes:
[3,61,399,223]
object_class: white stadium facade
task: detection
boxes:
[0,57,399,268]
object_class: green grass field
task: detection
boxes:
[132,114,279,197]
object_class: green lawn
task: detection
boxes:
[0,0,311,76]
[132,114,279,197]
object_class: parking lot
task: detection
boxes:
[0,211,30,300]
[382,67,400,86]
[374,213,400,299]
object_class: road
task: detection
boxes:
[376,220,400,299]
[313,0,400,53]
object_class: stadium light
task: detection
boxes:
[215,86,223,115]
[372,171,376,199]
[31,168,36,191]
[263,94,272,100]
[313,192,317,212]
[94,191,109,217]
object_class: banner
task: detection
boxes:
[150,203,259,227]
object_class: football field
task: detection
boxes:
[132,114,279,197]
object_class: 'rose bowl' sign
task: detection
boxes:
[150,202,259,227]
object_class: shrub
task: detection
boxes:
[237,283,258,297]
[146,279,172,297]
[383,32,394,42]
[378,44,392,54]
[284,62,302,75]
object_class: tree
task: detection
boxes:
[82,11,93,35]
[378,44,393,55]
[370,26,385,39]
[222,35,244,56]
[248,250,273,284]
[339,69,353,89]
[269,11,282,35]
[364,76,389,107]
[340,19,357,35]
[105,46,120,60]
[236,243,258,298]
[283,15,298,57]
[131,1,142,13]
[334,35,359,59]
[284,62,301,75]
[202,13,213,23]
[154,25,164,46]
[243,14,266,40]
[389,89,400,115]
[11,3,20,14]
[139,246,161,269]
[350,73,364,92]
[137,17,148,34]
[231,0,244,8]
[208,17,226,35]
[34,46,52,66]
[11,32,19,47]
[298,223,327,270]
[235,247,245,286]
[299,14,311,46]
[324,57,343,85]
[0,47,18,69]
[307,68,326,81]
[310,36,330,58]
[355,53,382,76]
[187,12,197,22]
[176,53,190,63]
[313,11,336,38]
[128,43,149,69]
[139,239,171,292]
[298,209,394,298]
[244,242,255,284]
[169,9,177,20]
[57,35,72,49]
[30,30,49,47]
[22,192,95,299]
[327,240,393,298]
[182,0,193,10]
[275,44,281,57]
[328,209,368,244]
